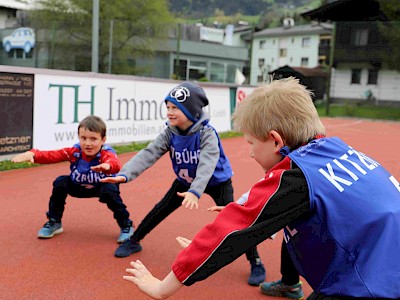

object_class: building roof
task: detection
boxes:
[270,65,328,77]
[301,0,390,21]
[254,22,332,38]
[233,25,253,33]
[0,0,35,10]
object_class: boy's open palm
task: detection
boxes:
[178,191,199,209]
[91,163,111,173]
[11,151,34,163]
[123,260,162,299]
[100,175,126,183]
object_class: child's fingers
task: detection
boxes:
[12,152,33,163]
[123,275,138,284]
[177,236,192,244]
[184,200,198,210]
[181,198,188,207]
[207,206,223,212]
[130,259,145,269]
[176,237,188,248]
[100,176,125,183]
[125,260,152,282]
[100,177,115,183]
[176,236,191,248]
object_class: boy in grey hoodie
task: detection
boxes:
[101,81,266,285]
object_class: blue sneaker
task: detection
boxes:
[248,258,266,286]
[37,219,63,238]
[260,280,304,299]
[114,239,142,258]
[117,226,133,243]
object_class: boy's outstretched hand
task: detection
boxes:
[124,260,162,299]
[100,175,126,183]
[176,236,192,248]
[124,260,183,299]
[11,151,34,163]
[91,163,111,173]
[178,191,199,209]
[207,205,224,212]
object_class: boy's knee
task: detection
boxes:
[100,183,119,194]
[99,183,120,203]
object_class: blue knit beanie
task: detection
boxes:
[164,82,209,122]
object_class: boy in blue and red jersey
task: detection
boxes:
[102,81,266,286]
[12,115,134,244]
[122,78,400,299]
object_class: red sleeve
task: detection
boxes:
[30,147,77,164]
[172,167,284,283]
[99,149,122,174]
[171,158,310,285]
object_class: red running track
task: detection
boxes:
[1,117,399,300]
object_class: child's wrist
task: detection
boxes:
[188,189,200,199]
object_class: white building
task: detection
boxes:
[250,19,332,85]
[0,0,34,28]
[302,0,400,105]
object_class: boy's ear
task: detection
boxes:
[268,130,285,150]
[102,136,107,144]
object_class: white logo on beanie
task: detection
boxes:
[170,86,190,102]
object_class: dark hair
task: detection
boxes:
[78,115,107,138]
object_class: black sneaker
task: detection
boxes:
[114,239,142,258]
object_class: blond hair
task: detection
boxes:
[232,77,325,147]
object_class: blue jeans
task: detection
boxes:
[46,175,132,228]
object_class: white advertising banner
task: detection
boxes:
[33,75,231,150]
[199,26,224,44]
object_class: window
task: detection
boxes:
[301,57,309,66]
[302,37,310,47]
[351,28,368,46]
[173,59,188,80]
[258,58,265,67]
[259,40,266,49]
[226,64,237,83]
[210,63,225,83]
[279,48,287,57]
[320,37,330,47]
[188,60,207,81]
[257,75,264,82]
[368,69,378,85]
[351,69,362,84]
[173,59,207,81]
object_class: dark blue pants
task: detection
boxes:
[281,238,300,285]
[132,178,260,262]
[47,175,132,228]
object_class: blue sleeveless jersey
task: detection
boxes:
[169,126,232,186]
[284,137,400,297]
[69,144,116,187]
